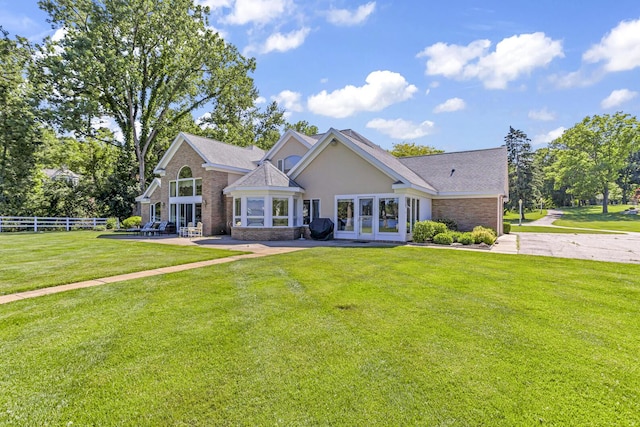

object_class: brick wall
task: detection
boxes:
[231,226,302,241]
[432,198,500,233]
[161,142,231,236]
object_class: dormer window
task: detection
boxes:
[277,155,301,174]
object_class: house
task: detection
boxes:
[137,128,508,241]
[43,166,81,186]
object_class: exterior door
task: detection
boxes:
[358,197,374,239]
[178,203,194,228]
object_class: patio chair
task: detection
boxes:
[129,221,152,234]
[151,221,169,236]
[180,222,193,237]
[140,221,160,236]
[188,222,203,238]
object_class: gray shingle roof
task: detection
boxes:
[398,146,508,195]
[336,129,437,192]
[182,133,265,171]
[227,161,303,189]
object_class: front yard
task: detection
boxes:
[0,231,245,295]
[1,245,638,425]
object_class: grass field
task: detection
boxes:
[1,246,639,425]
[504,209,547,224]
[0,231,245,295]
[554,205,640,232]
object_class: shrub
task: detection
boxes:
[122,216,142,229]
[458,232,474,245]
[435,218,458,231]
[93,225,106,231]
[503,222,511,234]
[412,220,449,243]
[471,226,497,245]
[433,232,453,245]
[106,217,119,230]
[448,231,462,243]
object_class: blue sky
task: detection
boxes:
[2,1,640,152]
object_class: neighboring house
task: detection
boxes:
[43,166,81,186]
[137,129,508,241]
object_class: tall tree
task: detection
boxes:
[617,150,640,204]
[550,113,640,213]
[0,28,41,215]
[285,120,319,136]
[389,142,443,157]
[504,126,536,218]
[200,100,286,150]
[36,0,260,196]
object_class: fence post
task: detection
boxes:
[34,217,38,232]
[66,218,70,231]
[93,218,97,228]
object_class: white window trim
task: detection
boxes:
[334,193,404,241]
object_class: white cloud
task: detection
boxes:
[196,0,232,9]
[223,0,291,25]
[272,90,303,112]
[433,97,465,113]
[366,118,435,140]
[307,70,417,118]
[418,39,491,78]
[418,32,563,89]
[533,127,565,146]
[326,1,376,26]
[583,19,640,72]
[257,27,310,54]
[601,89,638,109]
[528,108,556,121]
[255,96,267,105]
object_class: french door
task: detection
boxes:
[358,198,374,239]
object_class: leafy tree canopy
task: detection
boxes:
[389,142,443,157]
[549,112,640,213]
[0,28,42,215]
[36,0,266,195]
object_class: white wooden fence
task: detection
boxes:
[0,216,116,232]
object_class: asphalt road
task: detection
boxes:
[518,232,640,264]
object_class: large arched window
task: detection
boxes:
[278,155,301,174]
[170,166,202,197]
[178,166,192,179]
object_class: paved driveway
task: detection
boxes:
[517,231,640,264]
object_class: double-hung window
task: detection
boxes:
[272,198,289,226]
[246,197,265,226]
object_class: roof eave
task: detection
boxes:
[203,163,254,174]
[223,185,305,194]
[391,182,438,195]
[435,192,506,199]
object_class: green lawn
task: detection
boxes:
[554,205,640,232]
[1,247,639,425]
[509,225,621,234]
[0,231,245,295]
[504,209,547,224]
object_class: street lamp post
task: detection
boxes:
[519,199,523,226]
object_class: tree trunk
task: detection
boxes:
[602,186,609,214]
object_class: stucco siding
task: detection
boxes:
[294,142,396,218]
[268,136,309,165]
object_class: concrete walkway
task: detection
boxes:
[0,234,518,306]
